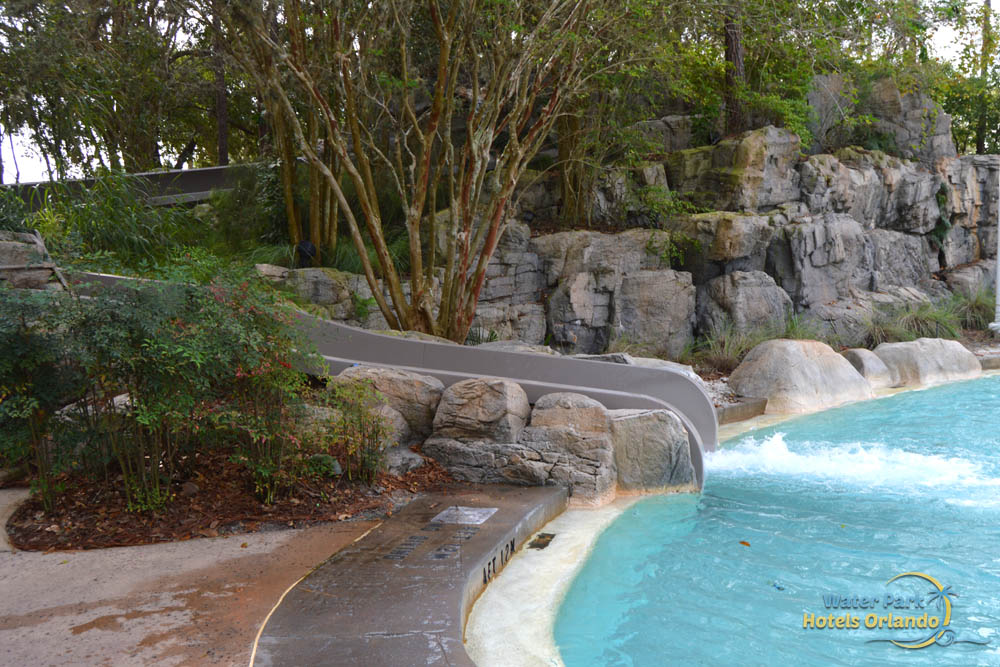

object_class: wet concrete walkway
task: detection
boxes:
[251,485,567,666]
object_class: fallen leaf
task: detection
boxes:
[739,540,750,547]
[241,542,248,548]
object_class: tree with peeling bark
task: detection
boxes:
[229,0,618,342]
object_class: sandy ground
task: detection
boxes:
[0,488,376,666]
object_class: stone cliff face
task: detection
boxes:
[276,93,998,356]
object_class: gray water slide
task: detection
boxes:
[74,271,717,486]
[297,315,717,487]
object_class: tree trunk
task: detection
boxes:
[976,0,993,154]
[213,1,230,166]
[724,11,747,136]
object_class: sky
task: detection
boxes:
[0,23,968,185]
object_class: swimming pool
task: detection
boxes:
[554,376,1000,665]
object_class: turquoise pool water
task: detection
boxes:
[555,376,1000,666]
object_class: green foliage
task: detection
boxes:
[0,188,31,232]
[317,380,388,485]
[0,288,85,510]
[0,278,321,511]
[929,183,953,249]
[22,171,197,269]
[635,185,705,219]
[208,163,290,252]
[681,314,834,374]
[351,293,377,320]
[859,300,961,348]
[951,288,996,330]
[645,229,703,269]
[465,327,500,346]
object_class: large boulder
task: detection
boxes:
[634,114,695,153]
[335,365,445,439]
[287,267,354,313]
[767,213,874,308]
[868,229,936,291]
[613,269,696,358]
[0,231,58,290]
[423,391,617,504]
[799,149,943,235]
[802,285,938,347]
[866,78,956,165]
[609,409,696,492]
[943,260,995,298]
[729,339,874,413]
[939,155,999,262]
[696,270,792,334]
[841,348,894,390]
[546,271,613,353]
[664,126,801,212]
[873,338,982,388]
[471,303,546,345]
[518,393,616,503]
[432,378,531,443]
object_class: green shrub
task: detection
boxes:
[0,288,85,510]
[0,277,323,511]
[316,380,388,485]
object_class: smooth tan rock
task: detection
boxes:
[336,365,444,439]
[529,392,610,435]
[432,378,530,443]
[873,338,982,388]
[609,409,695,492]
[841,348,895,389]
[729,339,873,413]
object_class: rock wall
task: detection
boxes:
[267,108,998,355]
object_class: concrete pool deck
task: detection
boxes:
[251,485,567,666]
[0,485,378,666]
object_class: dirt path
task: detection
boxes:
[0,511,376,666]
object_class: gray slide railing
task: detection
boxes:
[73,272,718,486]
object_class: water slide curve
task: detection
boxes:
[75,272,718,487]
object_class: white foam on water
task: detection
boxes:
[707,433,1000,490]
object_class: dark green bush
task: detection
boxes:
[0,277,332,511]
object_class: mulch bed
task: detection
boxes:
[4,451,456,552]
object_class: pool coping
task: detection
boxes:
[250,484,567,666]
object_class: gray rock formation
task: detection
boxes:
[609,409,695,491]
[664,126,801,211]
[768,213,873,308]
[634,114,696,153]
[866,78,956,165]
[697,270,792,334]
[0,231,59,290]
[423,391,616,503]
[729,339,874,413]
[613,269,695,358]
[432,378,531,442]
[335,365,445,439]
[841,348,894,390]
[873,338,982,387]
[943,260,995,297]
